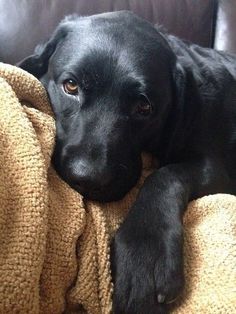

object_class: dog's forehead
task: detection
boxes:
[56,16,171,69]
[57,11,172,58]
[50,12,176,90]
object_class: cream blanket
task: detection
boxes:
[0,63,235,314]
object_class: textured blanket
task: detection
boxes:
[0,63,235,314]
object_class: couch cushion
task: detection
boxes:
[0,0,217,64]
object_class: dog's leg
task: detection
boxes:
[111,157,233,314]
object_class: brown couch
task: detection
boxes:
[0,0,236,65]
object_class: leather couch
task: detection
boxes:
[0,0,236,65]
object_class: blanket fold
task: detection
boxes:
[0,63,235,314]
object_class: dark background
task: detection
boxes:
[0,0,235,64]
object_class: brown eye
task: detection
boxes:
[63,79,79,95]
[135,96,153,116]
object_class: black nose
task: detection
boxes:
[66,158,111,190]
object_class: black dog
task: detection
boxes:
[18,11,236,314]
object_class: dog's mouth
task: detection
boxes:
[57,165,141,203]
[52,147,142,203]
[69,175,138,202]
[74,186,127,202]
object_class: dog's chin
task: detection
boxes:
[80,189,128,203]
[71,182,135,203]
[53,155,142,203]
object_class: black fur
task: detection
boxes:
[18,11,236,314]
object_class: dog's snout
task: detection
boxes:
[66,158,111,191]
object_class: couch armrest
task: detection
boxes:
[214,0,236,54]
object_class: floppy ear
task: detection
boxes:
[173,62,186,104]
[164,59,201,159]
[17,25,68,79]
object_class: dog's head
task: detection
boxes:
[19,11,182,202]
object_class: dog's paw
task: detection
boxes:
[111,226,184,314]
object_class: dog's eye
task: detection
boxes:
[63,79,79,95]
[134,95,153,117]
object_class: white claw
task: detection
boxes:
[157,294,166,303]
